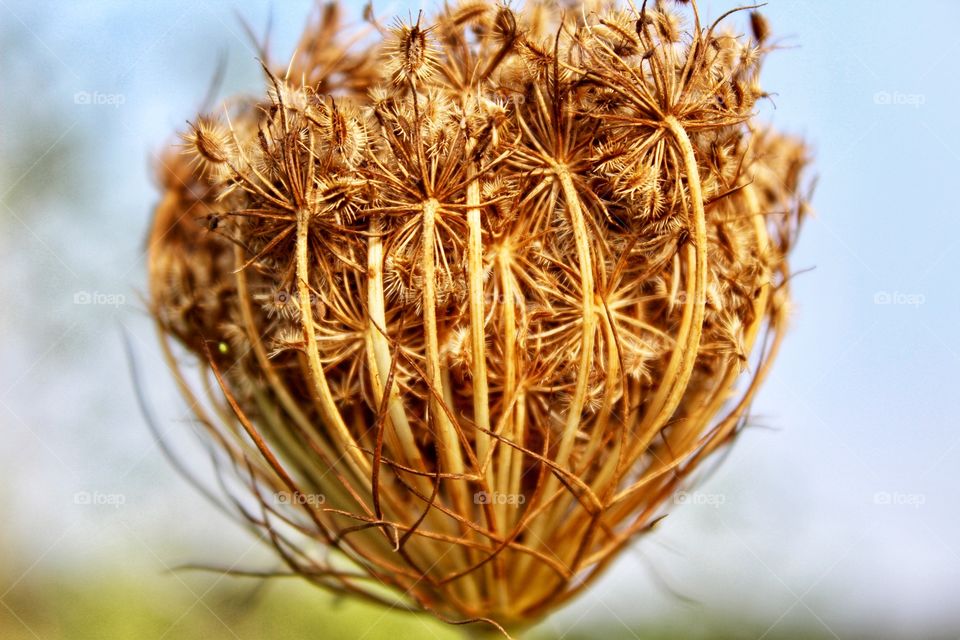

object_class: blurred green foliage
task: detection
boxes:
[0,572,460,640]
[0,570,841,640]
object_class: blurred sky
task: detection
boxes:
[1,1,959,638]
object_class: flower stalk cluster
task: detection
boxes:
[148,0,810,635]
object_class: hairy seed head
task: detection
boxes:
[148,1,811,635]
[385,17,439,86]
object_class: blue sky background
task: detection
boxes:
[1,1,959,637]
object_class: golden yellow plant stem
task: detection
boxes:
[462,627,516,640]
[511,164,598,608]
[295,208,371,479]
[296,213,465,602]
[235,241,422,586]
[698,309,787,461]
[553,165,598,468]
[580,305,621,472]
[421,199,465,482]
[498,249,525,531]
[582,116,711,537]
[693,188,789,461]
[465,138,505,607]
[466,149,494,494]
[744,184,773,350]
[234,244,361,489]
[367,217,467,569]
[624,116,709,464]
[421,198,483,604]
[365,217,424,470]
[671,185,772,453]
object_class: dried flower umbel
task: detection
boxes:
[148,1,809,636]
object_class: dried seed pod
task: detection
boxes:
[384,15,439,87]
[181,115,236,181]
[750,10,771,44]
[148,1,811,636]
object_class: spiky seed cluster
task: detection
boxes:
[148,1,810,635]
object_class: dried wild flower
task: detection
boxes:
[147,1,811,636]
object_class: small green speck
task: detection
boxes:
[218,342,229,354]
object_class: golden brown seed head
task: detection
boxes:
[148,0,811,634]
[750,10,771,44]
[384,16,439,86]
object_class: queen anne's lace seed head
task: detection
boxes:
[148,1,811,635]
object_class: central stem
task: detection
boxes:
[421,198,482,605]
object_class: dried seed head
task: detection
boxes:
[592,11,643,56]
[267,80,310,112]
[446,0,491,28]
[311,98,368,166]
[384,16,439,86]
[148,0,811,634]
[181,115,235,180]
[517,36,563,81]
[653,9,683,43]
[750,10,770,44]
[492,5,518,45]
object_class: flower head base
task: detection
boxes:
[148,1,810,635]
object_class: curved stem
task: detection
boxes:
[658,115,709,415]
[366,217,423,470]
[498,249,523,533]
[554,166,598,468]
[672,184,772,453]
[511,164,597,606]
[599,114,711,530]
[461,624,522,640]
[625,115,710,462]
[295,207,371,479]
